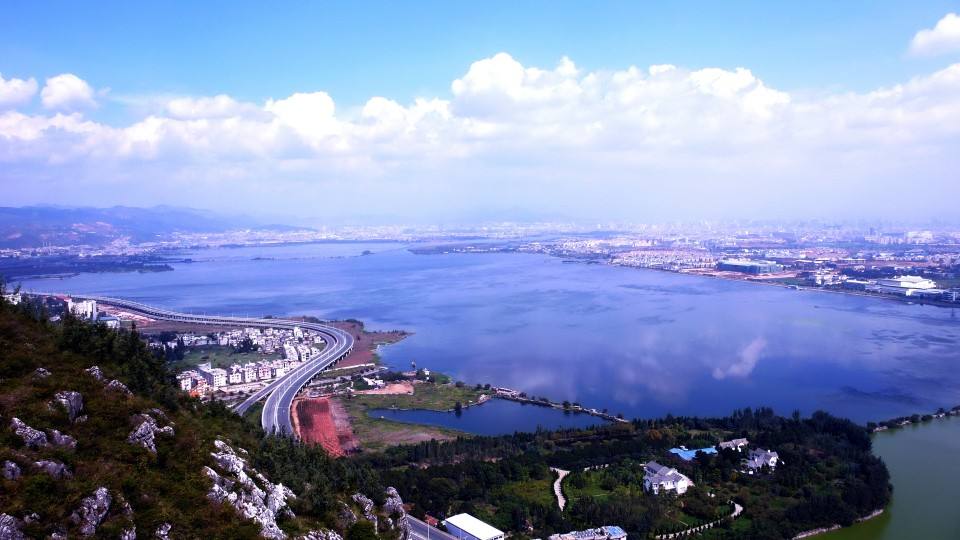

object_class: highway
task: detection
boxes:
[26,292,353,437]
[407,516,457,540]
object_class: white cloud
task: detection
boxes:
[910,13,960,56]
[41,73,97,110]
[0,73,38,108]
[2,54,960,220]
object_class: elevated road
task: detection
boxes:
[26,292,353,437]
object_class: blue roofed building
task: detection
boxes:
[669,445,718,461]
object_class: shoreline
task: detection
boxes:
[792,508,885,539]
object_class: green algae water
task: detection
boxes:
[820,417,960,539]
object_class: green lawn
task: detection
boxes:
[350,382,486,411]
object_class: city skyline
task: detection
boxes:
[2,2,960,224]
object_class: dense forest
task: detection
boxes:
[1,290,890,539]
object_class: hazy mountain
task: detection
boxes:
[0,206,299,248]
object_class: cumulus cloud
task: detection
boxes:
[910,13,960,56]
[0,73,38,108]
[713,338,767,380]
[2,53,960,219]
[41,73,97,110]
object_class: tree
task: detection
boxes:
[346,521,377,540]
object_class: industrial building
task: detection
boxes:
[870,275,938,296]
[717,259,783,274]
[442,514,505,540]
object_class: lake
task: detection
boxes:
[19,242,960,423]
[368,398,607,435]
[820,417,960,539]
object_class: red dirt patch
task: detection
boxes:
[293,397,358,456]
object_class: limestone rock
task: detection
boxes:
[384,487,409,536]
[33,367,51,379]
[127,413,175,453]
[298,530,344,540]
[155,522,172,539]
[352,493,377,530]
[54,391,84,422]
[107,379,133,395]
[70,487,112,536]
[85,365,104,381]
[48,428,77,449]
[205,439,296,539]
[0,513,26,540]
[34,460,72,480]
[9,417,48,448]
[339,502,358,526]
[2,460,21,480]
[120,527,137,540]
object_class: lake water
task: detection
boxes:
[819,417,960,539]
[19,242,960,423]
[368,398,606,435]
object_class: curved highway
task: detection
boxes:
[28,293,353,437]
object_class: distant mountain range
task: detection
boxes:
[0,205,300,248]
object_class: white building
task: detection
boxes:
[872,275,938,296]
[2,293,21,305]
[550,526,627,540]
[67,298,98,319]
[643,461,693,495]
[242,363,258,383]
[177,372,196,392]
[228,365,243,385]
[745,449,779,473]
[719,438,749,452]
[442,514,505,540]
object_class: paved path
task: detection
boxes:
[655,501,744,539]
[550,467,571,511]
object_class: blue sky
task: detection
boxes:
[2,1,960,223]
[3,1,956,112]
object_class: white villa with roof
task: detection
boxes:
[745,448,779,473]
[719,437,749,451]
[643,461,693,495]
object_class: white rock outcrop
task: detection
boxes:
[155,522,172,539]
[85,365,104,381]
[33,367,51,379]
[352,493,377,530]
[48,428,77,449]
[70,487,112,536]
[204,439,296,539]
[34,460,72,480]
[2,460,21,480]
[107,379,133,396]
[127,413,175,453]
[120,527,137,540]
[298,530,344,540]
[383,487,409,537]
[54,390,84,422]
[10,417,48,448]
[0,513,26,540]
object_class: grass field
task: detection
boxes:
[337,381,486,451]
